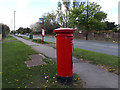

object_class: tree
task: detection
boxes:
[62,0,71,27]
[57,1,66,27]
[0,23,10,38]
[69,2,107,40]
[42,13,61,34]
[30,22,42,33]
[104,21,117,30]
[57,0,84,28]
[16,27,32,34]
[73,0,83,8]
[30,12,61,35]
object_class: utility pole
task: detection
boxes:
[14,11,16,31]
[86,0,89,40]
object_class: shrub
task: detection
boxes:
[113,27,118,32]
[32,39,42,43]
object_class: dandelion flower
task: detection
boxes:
[53,77,55,78]
[8,82,11,84]
[18,87,20,88]
[45,76,47,79]
[16,80,19,82]
[31,82,33,84]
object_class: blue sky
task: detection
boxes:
[0,0,119,30]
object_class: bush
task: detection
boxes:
[32,39,42,43]
[113,27,118,32]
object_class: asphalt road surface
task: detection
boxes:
[19,34,118,57]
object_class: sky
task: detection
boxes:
[0,0,119,30]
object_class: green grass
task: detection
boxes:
[73,48,119,72]
[2,36,83,88]
[32,39,55,44]
[15,35,31,40]
[16,35,55,44]
[53,46,119,73]
[3,36,17,41]
[22,36,31,40]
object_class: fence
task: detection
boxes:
[73,32,119,42]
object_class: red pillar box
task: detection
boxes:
[54,28,75,84]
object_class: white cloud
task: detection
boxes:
[97,0,119,11]
[49,0,60,2]
[96,0,119,24]
[17,0,30,9]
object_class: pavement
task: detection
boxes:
[12,35,119,89]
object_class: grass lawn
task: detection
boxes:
[32,39,55,44]
[73,48,119,74]
[15,35,55,44]
[3,36,17,41]
[2,36,83,88]
[15,35,31,40]
[22,36,31,40]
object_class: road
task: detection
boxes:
[19,34,118,57]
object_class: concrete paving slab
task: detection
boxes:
[25,54,46,67]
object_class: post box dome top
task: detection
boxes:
[54,28,75,34]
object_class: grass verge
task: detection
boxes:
[73,48,119,74]
[15,35,55,44]
[15,35,31,40]
[2,36,83,88]
[3,36,17,41]
[53,46,119,74]
[32,39,55,44]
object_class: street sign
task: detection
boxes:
[39,18,45,43]
[39,18,43,24]
[42,29,45,36]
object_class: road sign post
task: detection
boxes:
[39,18,45,43]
